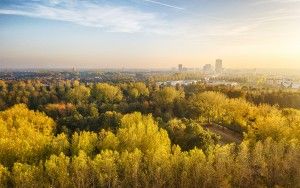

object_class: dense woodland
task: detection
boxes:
[0,79,300,187]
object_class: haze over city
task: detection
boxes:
[2,1,300,187]
[0,0,300,69]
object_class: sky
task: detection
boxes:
[0,0,300,69]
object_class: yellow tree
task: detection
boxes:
[12,162,45,188]
[71,151,94,188]
[117,112,171,187]
[0,104,55,167]
[91,83,123,103]
[71,131,98,157]
[0,164,9,188]
[45,153,71,188]
[92,150,119,188]
[188,91,227,124]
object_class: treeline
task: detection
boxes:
[148,72,205,82]
[0,105,299,187]
[185,84,300,109]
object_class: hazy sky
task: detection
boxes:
[0,0,300,69]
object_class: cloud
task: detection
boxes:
[0,1,158,33]
[0,0,299,40]
[252,0,300,5]
[141,0,184,10]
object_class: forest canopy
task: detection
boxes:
[0,80,299,187]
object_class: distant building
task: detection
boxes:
[207,80,238,87]
[292,83,300,89]
[178,64,183,72]
[157,80,199,86]
[203,64,212,73]
[215,59,223,73]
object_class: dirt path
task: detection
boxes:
[205,124,243,144]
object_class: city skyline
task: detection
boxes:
[1,0,300,69]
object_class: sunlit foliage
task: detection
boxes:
[0,79,299,187]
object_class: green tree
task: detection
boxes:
[99,111,123,130]
[153,87,185,120]
[67,84,91,105]
[166,119,219,151]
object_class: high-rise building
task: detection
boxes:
[178,64,183,72]
[203,64,212,73]
[215,59,223,73]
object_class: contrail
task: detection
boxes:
[142,0,184,10]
